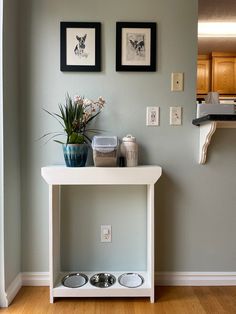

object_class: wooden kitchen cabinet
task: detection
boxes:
[197,55,211,94]
[197,52,236,96]
[212,54,236,94]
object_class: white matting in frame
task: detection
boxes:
[121,28,151,66]
[66,28,96,66]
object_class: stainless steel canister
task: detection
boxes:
[120,134,138,167]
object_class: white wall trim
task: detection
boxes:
[2,271,236,307]
[156,271,236,286]
[5,273,22,307]
[21,272,50,286]
[19,271,236,287]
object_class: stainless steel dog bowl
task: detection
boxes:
[62,273,88,288]
[118,273,144,288]
[90,273,116,288]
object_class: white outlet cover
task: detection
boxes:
[146,106,159,126]
[171,72,184,91]
[101,225,112,242]
[170,106,182,125]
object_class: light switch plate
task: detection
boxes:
[170,106,182,125]
[171,72,184,91]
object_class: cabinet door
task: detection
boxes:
[197,60,210,94]
[212,57,236,94]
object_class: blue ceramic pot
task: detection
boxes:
[63,144,88,167]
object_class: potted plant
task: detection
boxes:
[43,93,105,167]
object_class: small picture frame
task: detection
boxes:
[60,22,101,72]
[116,22,157,72]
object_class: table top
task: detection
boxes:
[41,165,162,185]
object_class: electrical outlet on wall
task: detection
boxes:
[170,106,182,125]
[146,106,159,126]
[101,225,112,243]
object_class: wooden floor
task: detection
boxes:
[2,286,236,313]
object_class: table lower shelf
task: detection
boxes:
[52,271,153,299]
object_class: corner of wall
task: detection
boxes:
[4,273,22,307]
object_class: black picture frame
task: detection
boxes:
[116,22,156,72]
[60,22,101,72]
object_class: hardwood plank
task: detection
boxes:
[194,286,236,314]
[2,286,236,313]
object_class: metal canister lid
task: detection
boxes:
[122,134,136,142]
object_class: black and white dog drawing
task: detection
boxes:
[129,36,145,55]
[74,34,87,57]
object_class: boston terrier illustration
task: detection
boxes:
[74,34,87,56]
[129,37,145,55]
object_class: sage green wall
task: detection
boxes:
[3,0,21,288]
[20,0,236,273]
[61,185,147,271]
[0,0,4,305]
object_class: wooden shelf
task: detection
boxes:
[192,115,236,164]
[41,166,162,303]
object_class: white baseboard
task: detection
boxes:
[5,273,22,307]
[3,271,236,307]
[156,271,236,286]
[21,272,49,286]
[21,271,236,287]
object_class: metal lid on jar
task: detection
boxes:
[122,134,136,142]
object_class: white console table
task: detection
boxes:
[41,166,162,303]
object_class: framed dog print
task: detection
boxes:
[60,22,101,72]
[116,22,156,72]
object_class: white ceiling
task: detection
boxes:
[198,0,236,54]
